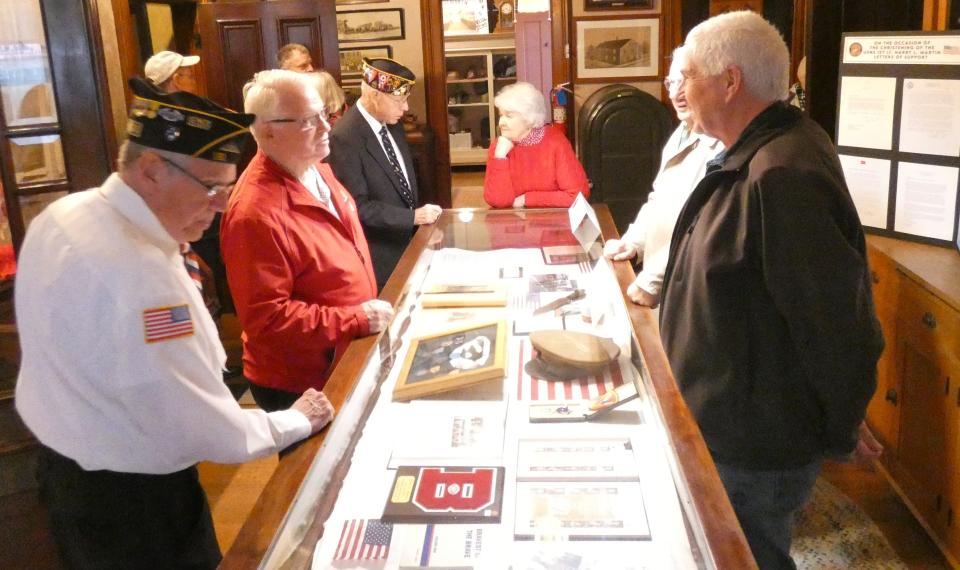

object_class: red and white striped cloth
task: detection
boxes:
[513,338,625,402]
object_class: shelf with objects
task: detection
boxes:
[445,37,516,167]
[223,206,755,568]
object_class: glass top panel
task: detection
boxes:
[261,209,707,569]
[0,0,58,127]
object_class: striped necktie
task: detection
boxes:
[181,244,204,292]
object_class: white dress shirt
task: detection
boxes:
[15,173,310,474]
[620,125,723,299]
[300,165,340,220]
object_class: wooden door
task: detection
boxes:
[197,0,339,112]
[515,12,552,102]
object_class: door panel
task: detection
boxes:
[198,0,339,111]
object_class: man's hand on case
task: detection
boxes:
[291,388,335,433]
[603,239,638,261]
[414,204,442,225]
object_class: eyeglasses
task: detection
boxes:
[159,156,234,199]
[663,77,685,91]
[266,112,327,130]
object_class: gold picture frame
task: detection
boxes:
[393,320,507,402]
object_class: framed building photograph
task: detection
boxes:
[337,8,405,44]
[574,17,660,82]
[393,320,507,402]
[339,45,393,78]
[584,0,653,11]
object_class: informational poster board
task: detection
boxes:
[836,32,960,247]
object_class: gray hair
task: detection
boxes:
[304,70,346,115]
[494,82,548,129]
[243,69,313,139]
[684,10,789,102]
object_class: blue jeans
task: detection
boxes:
[715,459,822,570]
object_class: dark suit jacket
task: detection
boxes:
[329,105,418,290]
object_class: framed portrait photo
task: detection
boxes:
[584,0,653,11]
[337,8,405,43]
[393,320,507,402]
[339,45,393,78]
[574,17,660,82]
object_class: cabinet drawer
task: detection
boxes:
[897,277,960,366]
[867,246,900,313]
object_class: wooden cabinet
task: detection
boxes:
[866,235,960,568]
[444,35,515,165]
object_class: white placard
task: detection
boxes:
[842,35,960,65]
[837,76,897,150]
[899,78,960,157]
[895,162,960,240]
[568,193,600,251]
[839,155,891,228]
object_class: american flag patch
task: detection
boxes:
[143,304,194,343]
[335,519,392,561]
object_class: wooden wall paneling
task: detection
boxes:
[111,0,142,105]
[790,0,806,84]
[419,0,451,208]
[220,22,264,113]
[803,0,840,140]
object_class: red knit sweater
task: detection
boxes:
[483,127,590,208]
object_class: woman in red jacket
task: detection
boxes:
[483,82,589,208]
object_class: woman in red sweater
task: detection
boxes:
[483,82,589,208]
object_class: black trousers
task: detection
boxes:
[36,445,221,570]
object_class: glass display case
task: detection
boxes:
[223,207,755,569]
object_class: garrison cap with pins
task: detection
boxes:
[125,77,255,164]
[361,57,416,96]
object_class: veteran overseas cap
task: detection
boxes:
[126,77,255,164]
[361,57,416,96]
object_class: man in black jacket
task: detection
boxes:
[659,11,884,569]
[329,58,441,290]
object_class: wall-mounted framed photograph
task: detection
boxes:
[441,0,491,36]
[336,0,387,5]
[584,0,653,11]
[339,44,393,78]
[574,17,660,83]
[393,320,507,402]
[337,8,405,44]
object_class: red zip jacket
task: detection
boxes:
[221,151,377,394]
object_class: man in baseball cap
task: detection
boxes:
[145,50,200,93]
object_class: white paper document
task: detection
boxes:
[513,481,650,540]
[838,155,891,228]
[899,78,960,157]
[837,76,897,150]
[516,437,639,481]
[895,162,960,240]
[388,401,507,467]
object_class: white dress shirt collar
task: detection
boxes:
[102,173,179,254]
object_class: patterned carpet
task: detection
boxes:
[792,478,907,569]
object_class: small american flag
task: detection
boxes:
[944,45,960,55]
[335,519,392,561]
[515,338,625,401]
[143,304,194,343]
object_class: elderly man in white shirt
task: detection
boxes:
[15,77,334,569]
[603,46,723,308]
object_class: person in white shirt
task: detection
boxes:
[15,77,334,569]
[603,46,723,307]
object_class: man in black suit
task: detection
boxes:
[329,58,441,290]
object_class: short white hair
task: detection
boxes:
[243,69,314,139]
[494,82,548,129]
[684,10,789,102]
